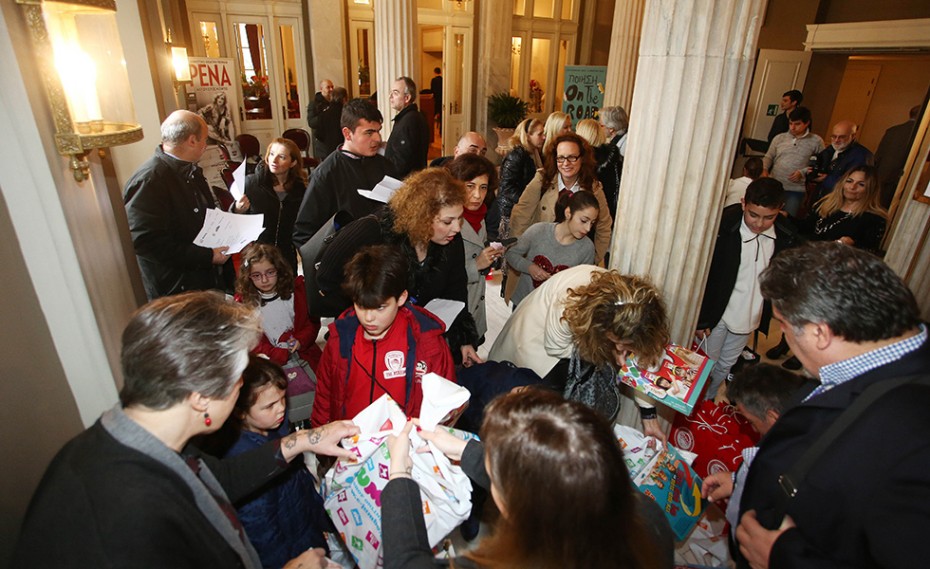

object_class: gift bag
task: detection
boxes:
[669,399,759,479]
[322,373,474,569]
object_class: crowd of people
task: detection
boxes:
[12,76,929,569]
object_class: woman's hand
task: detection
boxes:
[233,195,250,213]
[414,419,467,461]
[280,420,360,462]
[527,262,552,282]
[387,421,414,478]
[475,245,502,271]
[642,418,668,446]
[461,345,484,368]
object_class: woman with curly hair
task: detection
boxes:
[489,265,669,438]
[445,154,502,343]
[234,243,321,371]
[383,389,674,569]
[244,138,309,273]
[310,168,483,366]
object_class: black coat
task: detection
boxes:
[306,92,341,158]
[385,104,430,178]
[123,146,232,299]
[737,338,930,569]
[697,204,801,333]
[13,420,289,568]
[497,145,539,219]
[292,148,395,247]
[594,142,623,215]
[244,162,306,272]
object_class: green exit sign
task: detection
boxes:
[766,104,778,116]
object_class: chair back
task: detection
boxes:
[283,128,311,157]
[235,133,261,159]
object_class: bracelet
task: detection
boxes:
[389,471,412,480]
[639,406,658,421]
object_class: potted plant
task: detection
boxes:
[487,92,528,155]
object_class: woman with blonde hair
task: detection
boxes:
[497,118,545,238]
[244,137,309,272]
[310,167,483,366]
[804,164,887,253]
[542,111,572,156]
[577,118,623,215]
[383,389,673,569]
[489,265,669,438]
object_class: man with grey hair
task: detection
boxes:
[428,131,488,167]
[124,110,232,300]
[809,119,873,204]
[735,242,930,569]
[386,76,430,177]
[599,106,629,157]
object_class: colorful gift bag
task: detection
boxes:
[669,399,759,479]
[322,373,474,569]
[617,344,714,415]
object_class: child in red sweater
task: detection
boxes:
[310,245,456,427]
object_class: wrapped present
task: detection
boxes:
[322,373,474,569]
[618,344,714,415]
[669,399,759,479]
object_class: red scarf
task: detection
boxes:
[462,204,487,234]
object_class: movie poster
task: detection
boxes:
[561,65,607,127]
[188,57,238,148]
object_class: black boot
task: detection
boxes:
[766,335,790,359]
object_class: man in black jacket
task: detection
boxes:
[766,89,802,144]
[385,76,430,178]
[735,243,930,569]
[123,110,232,300]
[696,178,800,399]
[306,79,341,159]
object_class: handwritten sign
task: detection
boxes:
[561,66,607,126]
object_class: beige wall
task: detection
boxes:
[757,0,819,51]
[851,56,930,152]
[0,193,86,566]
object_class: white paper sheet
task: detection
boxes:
[422,298,465,330]
[229,159,247,200]
[357,175,403,203]
[193,209,264,254]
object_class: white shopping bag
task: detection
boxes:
[322,373,474,569]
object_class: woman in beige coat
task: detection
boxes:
[510,132,613,264]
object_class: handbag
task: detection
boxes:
[563,349,622,422]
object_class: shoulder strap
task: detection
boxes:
[776,373,930,514]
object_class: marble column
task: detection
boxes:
[307,0,348,91]
[603,0,645,112]
[608,0,767,345]
[374,0,417,139]
[475,0,513,160]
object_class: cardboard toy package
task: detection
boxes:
[321,373,474,569]
[617,344,714,415]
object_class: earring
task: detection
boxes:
[204,411,212,427]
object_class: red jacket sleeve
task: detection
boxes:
[253,335,289,366]
[311,331,341,428]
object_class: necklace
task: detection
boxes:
[815,211,852,236]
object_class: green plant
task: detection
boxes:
[487,92,528,129]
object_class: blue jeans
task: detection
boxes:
[783,191,804,217]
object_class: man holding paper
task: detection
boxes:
[124,110,233,299]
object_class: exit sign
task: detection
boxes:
[766,104,778,116]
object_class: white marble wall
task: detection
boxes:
[603,0,645,112]
[307,0,349,92]
[374,0,418,140]
[475,0,514,143]
[609,0,767,345]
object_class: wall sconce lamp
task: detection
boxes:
[171,45,192,100]
[16,0,143,182]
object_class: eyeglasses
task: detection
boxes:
[556,155,580,164]
[249,269,278,281]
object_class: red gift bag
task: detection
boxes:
[670,399,759,478]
